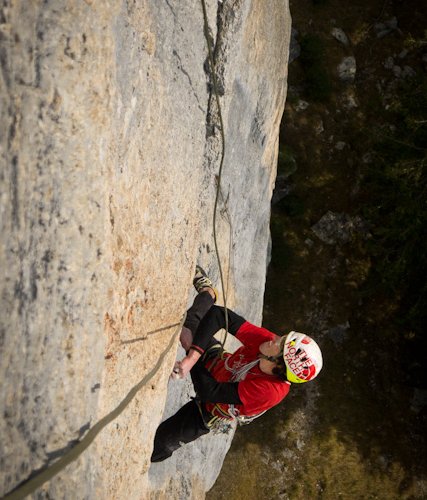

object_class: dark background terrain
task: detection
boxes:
[209,0,426,497]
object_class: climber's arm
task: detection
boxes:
[173,306,246,379]
[191,363,242,404]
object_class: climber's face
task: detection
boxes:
[259,335,282,357]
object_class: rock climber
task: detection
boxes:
[150,267,323,463]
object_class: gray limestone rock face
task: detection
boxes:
[0,0,290,498]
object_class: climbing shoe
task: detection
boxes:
[193,265,218,302]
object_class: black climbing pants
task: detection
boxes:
[150,399,209,463]
[151,291,214,463]
[150,291,246,462]
[183,290,216,342]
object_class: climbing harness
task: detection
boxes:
[198,398,267,431]
[197,344,268,430]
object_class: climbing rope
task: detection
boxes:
[200,0,230,352]
[3,2,231,497]
[1,316,185,500]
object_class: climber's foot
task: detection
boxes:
[193,266,217,302]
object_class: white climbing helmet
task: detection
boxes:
[282,331,323,383]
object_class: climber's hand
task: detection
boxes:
[170,349,202,380]
[171,360,182,380]
[170,358,192,380]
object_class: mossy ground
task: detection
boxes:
[208,0,426,498]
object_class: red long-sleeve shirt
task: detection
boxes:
[199,321,290,420]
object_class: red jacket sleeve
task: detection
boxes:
[236,321,279,348]
[237,377,290,415]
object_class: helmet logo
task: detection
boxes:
[284,345,314,380]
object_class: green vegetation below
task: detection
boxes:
[361,78,427,388]
[209,1,427,499]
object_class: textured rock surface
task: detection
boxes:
[0,0,290,498]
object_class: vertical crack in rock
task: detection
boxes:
[204,0,244,139]
[10,155,19,229]
[172,49,204,113]
[164,0,177,18]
